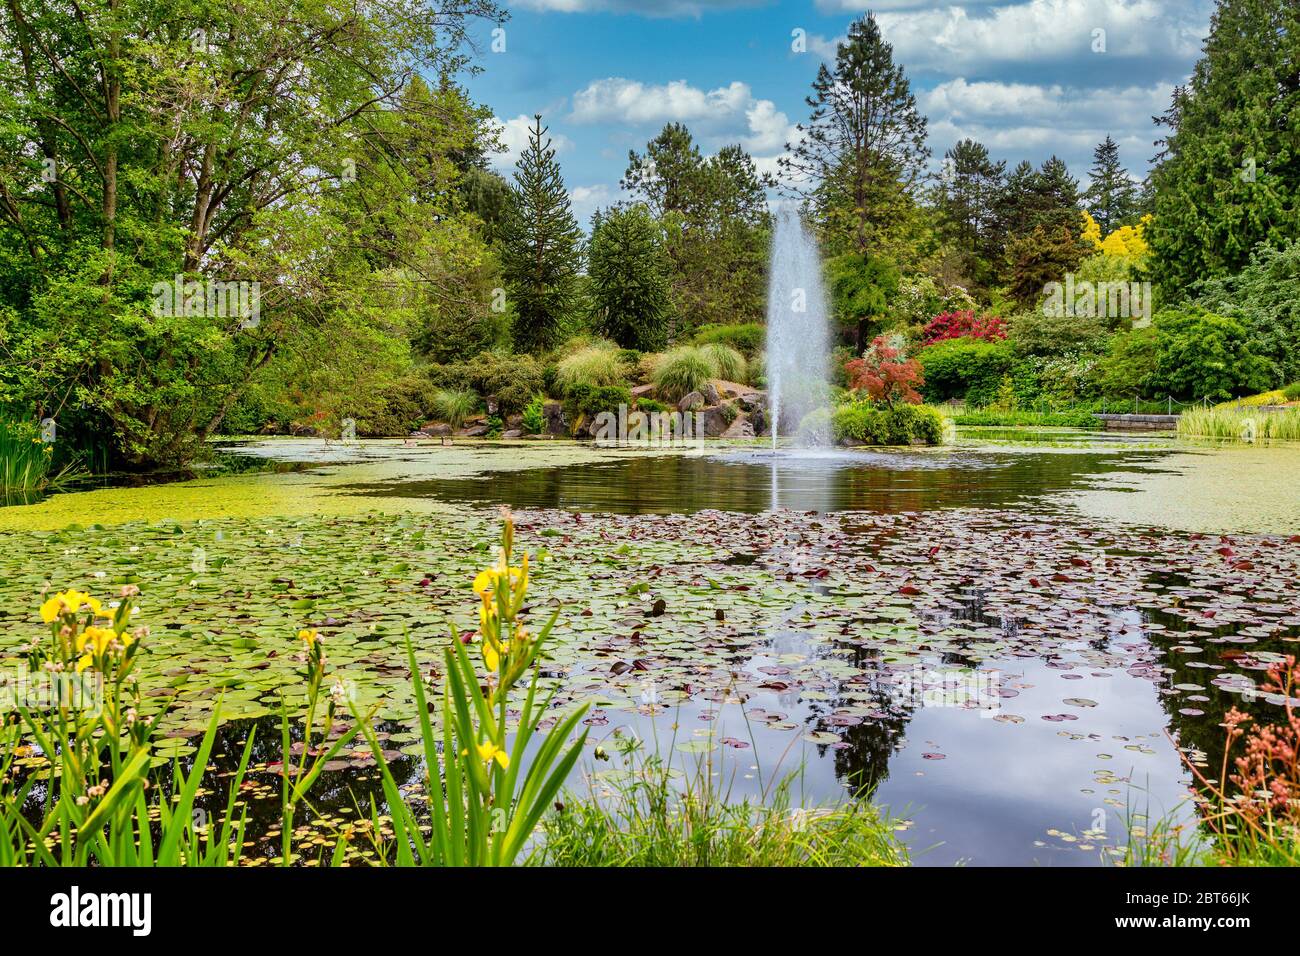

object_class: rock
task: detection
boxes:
[485,395,500,415]
[721,414,753,439]
[543,401,568,436]
[501,429,522,439]
[701,405,734,437]
[461,424,488,437]
[736,390,766,413]
[751,408,769,436]
[420,423,452,437]
[506,413,523,430]
[678,391,705,412]
[630,383,657,399]
[701,382,721,405]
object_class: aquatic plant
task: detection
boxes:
[0,588,257,865]
[0,417,81,493]
[430,388,480,429]
[534,732,906,867]
[1178,407,1300,441]
[353,512,589,865]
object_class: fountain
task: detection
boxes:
[764,206,832,449]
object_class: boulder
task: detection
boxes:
[736,390,766,413]
[543,401,568,436]
[700,382,721,405]
[461,424,488,437]
[678,391,706,412]
[485,395,500,415]
[721,414,754,439]
[701,404,735,437]
[422,423,453,437]
[501,429,522,439]
[630,383,657,400]
[506,413,523,430]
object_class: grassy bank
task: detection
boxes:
[952,409,1100,428]
[1178,406,1300,441]
[536,734,907,867]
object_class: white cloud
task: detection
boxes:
[489,115,574,171]
[809,0,1209,74]
[873,0,1205,72]
[568,184,615,226]
[569,77,798,158]
[921,78,1173,175]
[513,0,763,15]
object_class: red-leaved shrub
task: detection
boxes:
[922,310,1007,345]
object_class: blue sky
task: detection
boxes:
[462,0,1216,224]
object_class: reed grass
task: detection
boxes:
[1178,406,1300,441]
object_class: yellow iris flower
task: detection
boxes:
[39,590,103,624]
[475,741,510,769]
[472,552,528,600]
[298,628,319,648]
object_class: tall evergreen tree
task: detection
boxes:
[781,13,929,257]
[934,138,1005,288]
[623,124,771,330]
[587,204,672,351]
[1084,136,1139,233]
[500,115,582,353]
[1148,0,1300,293]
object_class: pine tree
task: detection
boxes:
[1084,136,1139,233]
[587,204,672,351]
[1148,0,1300,293]
[500,115,582,353]
[781,13,929,257]
[934,138,1005,289]
[623,124,772,330]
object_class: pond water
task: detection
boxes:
[2,431,1298,865]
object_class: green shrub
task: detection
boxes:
[698,343,747,383]
[565,383,631,419]
[465,351,545,414]
[555,344,629,393]
[430,388,479,429]
[1283,382,1300,402]
[832,403,945,445]
[1150,308,1272,401]
[521,394,546,434]
[692,322,765,356]
[636,397,668,414]
[359,375,434,436]
[953,409,1099,428]
[541,364,559,397]
[916,338,1014,406]
[654,346,713,400]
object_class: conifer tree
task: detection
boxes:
[501,115,583,352]
[1148,0,1300,293]
[587,204,672,351]
[1084,136,1139,233]
[781,13,929,257]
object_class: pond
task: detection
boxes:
[2,430,1298,865]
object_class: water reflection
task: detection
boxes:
[345,447,1172,515]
